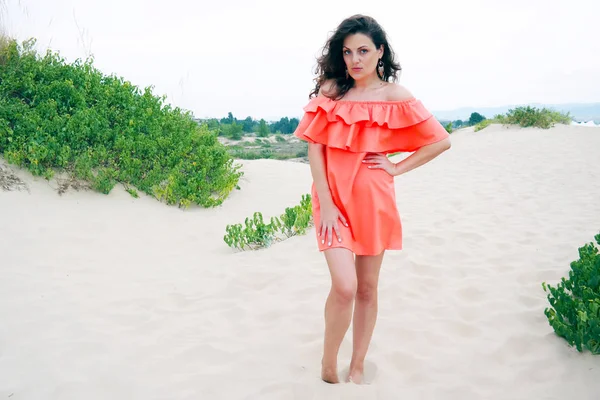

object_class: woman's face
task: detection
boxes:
[342,33,383,80]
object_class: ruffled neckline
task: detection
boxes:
[330,98,418,105]
[302,95,431,129]
[294,95,449,153]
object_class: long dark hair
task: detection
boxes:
[309,15,402,100]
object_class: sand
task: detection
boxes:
[1,124,599,399]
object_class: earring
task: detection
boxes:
[345,68,349,79]
[378,59,384,80]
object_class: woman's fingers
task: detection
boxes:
[364,154,390,170]
[332,221,342,243]
[363,156,383,164]
[320,212,349,246]
[320,222,343,246]
[338,213,348,227]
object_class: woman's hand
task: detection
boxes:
[362,152,397,176]
[319,203,348,247]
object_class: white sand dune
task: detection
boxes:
[1,124,600,399]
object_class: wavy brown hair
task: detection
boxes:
[309,15,402,100]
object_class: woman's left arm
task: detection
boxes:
[392,137,451,176]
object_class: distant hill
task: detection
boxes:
[433,103,600,123]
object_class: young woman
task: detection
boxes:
[294,14,451,384]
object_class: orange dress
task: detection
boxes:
[293,95,449,256]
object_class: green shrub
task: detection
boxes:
[0,38,242,207]
[542,232,600,354]
[475,106,571,131]
[474,119,493,132]
[0,34,8,65]
[295,147,308,158]
[278,194,313,237]
[229,148,274,160]
[224,194,313,250]
[444,122,453,134]
[505,106,571,128]
[126,187,139,198]
[224,211,279,250]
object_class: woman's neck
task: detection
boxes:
[352,74,383,91]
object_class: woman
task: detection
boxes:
[293,14,451,384]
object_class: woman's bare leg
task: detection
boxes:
[321,247,357,383]
[348,250,384,383]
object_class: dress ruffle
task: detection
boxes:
[294,96,449,153]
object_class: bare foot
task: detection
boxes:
[347,364,364,384]
[321,364,339,384]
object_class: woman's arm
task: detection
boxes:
[384,83,451,176]
[308,142,335,208]
[393,137,451,176]
[306,80,348,245]
[308,80,337,208]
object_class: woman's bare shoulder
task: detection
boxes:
[385,82,415,101]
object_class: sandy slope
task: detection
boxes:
[1,124,599,399]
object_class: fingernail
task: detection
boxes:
[338,238,341,242]
[328,242,331,246]
[321,239,324,244]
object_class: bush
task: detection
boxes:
[229,148,274,160]
[224,194,313,250]
[542,232,600,354]
[295,147,308,158]
[0,35,9,65]
[474,119,493,132]
[444,122,453,134]
[504,106,571,128]
[0,38,242,207]
[475,106,572,131]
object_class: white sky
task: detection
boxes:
[2,0,599,120]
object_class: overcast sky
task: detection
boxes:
[3,0,599,120]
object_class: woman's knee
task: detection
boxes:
[356,282,377,303]
[332,279,357,304]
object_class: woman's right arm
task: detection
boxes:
[308,142,334,210]
[307,81,348,246]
